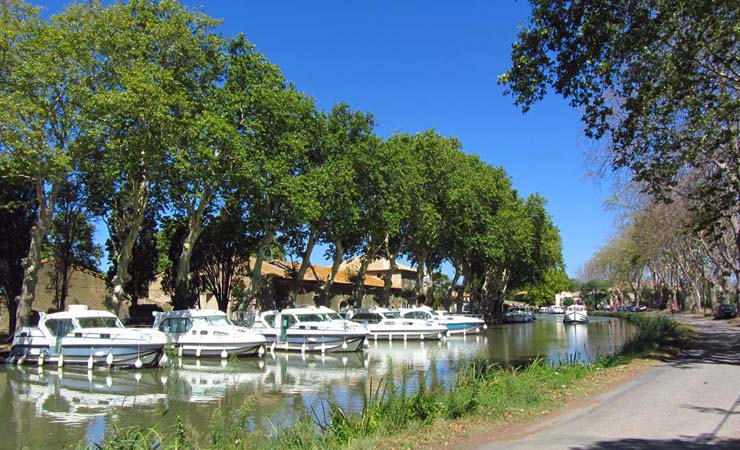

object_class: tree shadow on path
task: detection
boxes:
[668,318,740,368]
[574,437,740,450]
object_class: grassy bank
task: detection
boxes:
[591,311,694,357]
[81,315,693,450]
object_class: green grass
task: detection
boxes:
[592,311,694,356]
[80,314,692,450]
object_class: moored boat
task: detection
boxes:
[350,307,448,341]
[10,305,165,369]
[563,304,589,324]
[399,305,486,335]
[503,306,535,323]
[251,306,368,353]
[152,309,267,358]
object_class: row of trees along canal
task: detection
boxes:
[501,1,740,312]
[0,0,566,334]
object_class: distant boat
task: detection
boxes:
[10,305,165,369]
[399,305,486,335]
[563,304,589,324]
[152,309,267,358]
[504,306,535,323]
[251,306,367,353]
[350,307,448,341]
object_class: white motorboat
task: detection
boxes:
[563,304,589,324]
[152,309,267,358]
[251,306,368,353]
[350,307,448,341]
[10,305,165,369]
[504,306,535,323]
[399,305,486,335]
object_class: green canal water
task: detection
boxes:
[0,315,632,448]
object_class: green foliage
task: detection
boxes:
[502,0,740,292]
[526,268,570,306]
[600,312,694,356]
[2,0,565,321]
[561,297,574,308]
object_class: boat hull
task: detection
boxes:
[174,342,265,358]
[366,328,445,341]
[261,333,367,353]
[10,343,163,368]
[443,322,484,335]
[563,312,589,323]
[503,315,534,323]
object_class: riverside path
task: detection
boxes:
[477,315,740,450]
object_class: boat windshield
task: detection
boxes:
[193,316,233,327]
[382,311,401,319]
[77,316,122,328]
[295,313,332,322]
[326,313,341,320]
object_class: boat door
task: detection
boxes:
[278,314,295,343]
[45,318,75,356]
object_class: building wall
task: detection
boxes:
[34,264,108,313]
[0,263,108,333]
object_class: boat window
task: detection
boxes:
[46,319,75,337]
[404,311,431,320]
[263,314,275,327]
[296,314,331,322]
[382,311,401,319]
[206,315,232,326]
[281,314,297,328]
[351,313,381,324]
[327,313,341,320]
[77,317,122,328]
[159,318,193,334]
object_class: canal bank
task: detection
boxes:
[469,314,740,450]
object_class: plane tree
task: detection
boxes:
[501,0,740,286]
[0,1,92,326]
[350,132,412,305]
[78,0,222,316]
[226,52,319,308]
[403,131,462,301]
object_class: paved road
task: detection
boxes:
[477,316,740,450]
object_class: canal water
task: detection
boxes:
[0,315,632,448]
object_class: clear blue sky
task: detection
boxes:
[40,0,617,278]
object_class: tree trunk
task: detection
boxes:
[381,254,399,307]
[352,252,374,306]
[319,240,344,306]
[289,226,319,303]
[110,179,150,318]
[16,180,58,328]
[425,255,436,304]
[246,229,277,309]
[59,259,72,311]
[173,188,211,310]
[413,252,427,302]
[445,264,461,312]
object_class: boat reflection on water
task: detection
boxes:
[5,351,370,427]
[7,365,166,424]
[365,333,490,373]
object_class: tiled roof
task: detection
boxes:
[263,259,394,289]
